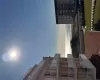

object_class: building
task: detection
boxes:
[70,0,86,57]
[54,0,77,24]
[85,32,100,58]
[71,14,80,58]
[54,0,79,57]
[23,54,96,80]
[54,0,86,58]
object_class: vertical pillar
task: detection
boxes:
[54,54,60,80]
[79,54,96,80]
[50,54,60,80]
[67,54,77,80]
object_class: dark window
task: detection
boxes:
[72,10,74,12]
[62,4,64,9]
[66,10,68,12]
[68,74,74,77]
[61,73,74,77]
[63,10,65,13]
[61,73,68,77]
[61,65,67,67]
[60,10,62,14]
[64,59,67,61]
[45,72,50,76]
[71,0,74,4]
[59,4,63,9]
[51,72,56,76]
[45,71,56,76]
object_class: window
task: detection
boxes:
[45,71,56,76]
[66,16,72,20]
[63,10,65,13]
[45,71,50,76]
[72,10,74,12]
[62,15,65,19]
[68,68,74,72]
[60,16,63,19]
[59,4,63,9]
[66,10,68,12]
[61,67,68,71]
[68,8,70,12]
[60,62,67,65]
[61,73,74,78]
[69,0,74,4]
[68,74,74,77]
[67,16,69,19]
[63,16,66,19]
[64,59,67,61]
[62,4,64,9]
[51,72,56,76]
[61,73,68,77]
[61,65,67,67]
[59,10,62,15]
[69,16,72,20]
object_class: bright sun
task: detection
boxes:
[2,47,20,62]
[9,51,17,60]
[8,48,19,61]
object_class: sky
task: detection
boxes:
[0,0,57,80]
[57,24,72,57]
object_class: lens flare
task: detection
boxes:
[9,50,17,60]
[2,47,20,62]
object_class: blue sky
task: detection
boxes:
[0,0,57,80]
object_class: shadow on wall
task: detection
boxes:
[89,54,100,79]
[70,35,79,58]
[93,19,100,31]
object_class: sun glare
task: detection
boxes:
[2,47,20,62]
[9,50,17,60]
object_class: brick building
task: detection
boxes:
[85,32,100,58]
[23,54,96,80]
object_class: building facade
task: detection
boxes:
[54,0,77,24]
[85,32,100,58]
[54,0,79,57]
[23,54,96,80]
